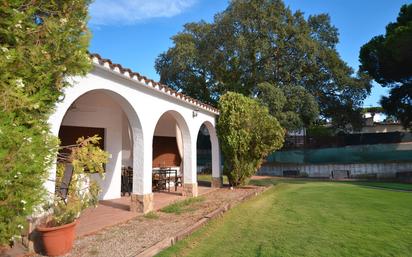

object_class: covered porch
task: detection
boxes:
[47,54,222,217]
[76,185,214,237]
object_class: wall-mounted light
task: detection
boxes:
[193,109,199,118]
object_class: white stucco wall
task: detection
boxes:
[122,113,133,168]
[48,62,221,200]
[61,91,124,200]
[154,113,177,137]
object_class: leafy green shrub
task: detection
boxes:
[248,178,278,187]
[307,125,334,137]
[44,136,108,227]
[217,92,285,186]
[0,1,91,245]
[0,116,58,245]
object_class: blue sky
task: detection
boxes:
[88,0,411,107]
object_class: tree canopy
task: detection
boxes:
[156,0,371,130]
[359,4,412,129]
[0,0,91,245]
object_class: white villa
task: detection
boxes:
[46,54,222,213]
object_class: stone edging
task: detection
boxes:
[136,185,272,257]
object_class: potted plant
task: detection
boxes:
[36,136,108,257]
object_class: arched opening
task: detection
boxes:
[152,110,197,196]
[57,90,143,201]
[196,124,212,186]
[196,121,223,188]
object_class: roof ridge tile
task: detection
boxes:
[89,53,219,114]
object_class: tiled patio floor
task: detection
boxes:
[76,186,214,237]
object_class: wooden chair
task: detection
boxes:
[57,164,74,200]
[121,167,133,196]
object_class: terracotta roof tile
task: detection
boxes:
[89,53,219,114]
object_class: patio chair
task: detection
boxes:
[121,167,133,196]
[127,167,133,193]
[174,172,182,191]
[57,164,74,199]
[153,168,170,191]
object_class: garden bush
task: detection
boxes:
[0,1,91,245]
[217,92,285,186]
[45,136,108,227]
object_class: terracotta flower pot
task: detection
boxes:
[37,220,77,257]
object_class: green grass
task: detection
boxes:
[160,197,205,214]
[197,174,229,184]
[345,181,412,191]
[249,177,281,186]
[157,179,412,257]
[143,211,160,219]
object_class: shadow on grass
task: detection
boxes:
[249,177,412,192]
[249,176,412,192]
[197,180,211,187]
[248,177,327,186]
[339,181,412,192]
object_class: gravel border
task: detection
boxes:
[49,186,269,257]
[137,186,271,257]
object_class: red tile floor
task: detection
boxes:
[76,186,214,237]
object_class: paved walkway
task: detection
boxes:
[76,186,214,237]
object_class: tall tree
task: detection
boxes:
[257,82,319,130]
[156,0,371,130]
[359,4,412,129]
[0,0,91,245]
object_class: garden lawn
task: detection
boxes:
[157,180,412,257]
[197,174,229,185]
[346,181,412,191]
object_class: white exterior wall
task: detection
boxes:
[154,113,177,137]
[61,91,127,200]
[48,63,221,200]
[122,112,133,168]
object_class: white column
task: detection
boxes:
[130,122,153,213]
[210,131,221,177]
[211,137,222,188]
[208,123,222,188]
[183,136,197,184]
[182,121,198,197]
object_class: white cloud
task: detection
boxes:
[89,0,197,26]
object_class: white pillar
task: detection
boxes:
[182,127,198,197]
[205,122,222,188]
[211,135,222,188]
[130,121,153,213]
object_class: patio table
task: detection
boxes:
[152,167,181,192]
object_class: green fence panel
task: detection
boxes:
[267,143,412,164]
